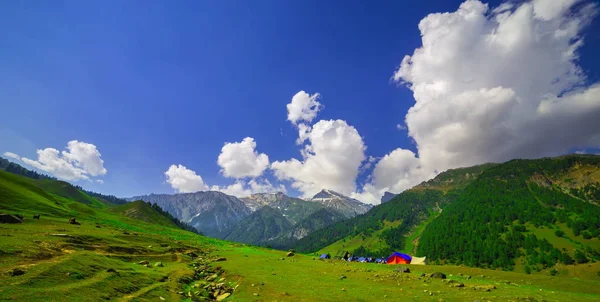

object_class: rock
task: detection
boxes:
[466,275,472,280]
[68,217,81,225]
[106,268,118,273]
[253,293,259,296]
[395,267,410,273]
[159,297,165,301]
[9,268,25,277]
[144,264,151,268]
[431,272,447,279]
[216,293,230,301]
[215,257,227,262]
[453,282,465,288]
[340,275,347,280]
[341,288,346,291]
[281,257,285,260]
[420,273,426,277]
[207,274,218,281]
[154,262,164,267]
[138,260,150,265]
[286,252,294,257]
[0,214,23,224]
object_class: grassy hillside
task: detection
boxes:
[418,155,600,271]
[110,200,179,227]
[2,163,600,301]
[220,206,294,245]
[293,164,494,257]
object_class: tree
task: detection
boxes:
[554,230,565,237]
[575,250,589,264]
[524,265,532,274]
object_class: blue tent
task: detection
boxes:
[319,253,330,259]
[375,258,384,263]
[357,257,367,262]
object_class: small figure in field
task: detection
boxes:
[69,217,81,225]
[33,214,40,220]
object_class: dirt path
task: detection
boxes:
[121,282,167,301]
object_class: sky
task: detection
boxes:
[1,0,600,204]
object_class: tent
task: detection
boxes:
[386,252,412,264]
[410,256,427,265]
[319,253,331,259]
[375,258,384,264]
[334,251,351,261]
[357,257,367,262]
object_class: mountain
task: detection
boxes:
[220,192,345,245]
[129,191,251,237]
[291,163,500,256]
[240,192,325,223]
[293,155,600,272]
[417,155,600,270]
[219,206,294,245]
[380,192,396,203]
[310,189,372,218]
[110,200,180,227]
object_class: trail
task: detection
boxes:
[121,282,167,301]
[44,272,110,291]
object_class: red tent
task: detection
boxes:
[386,252,412,264]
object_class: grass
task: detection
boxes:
[2,170,600,301]
[318,220,402,255]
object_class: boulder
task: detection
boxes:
[106,268,118,273]
[0,214,23,224]
[154,262,164,267]
[9,268,25,277]
[216,293,230,301]
[431,272,447,279]
[214,257,227,262]
[138,260,150,265]
[286,252,294,257]
[395,267,410,273]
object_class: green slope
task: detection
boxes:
[2,162,600,301]
[292,163,495,257]
[110,200,179,228]
[418,155,600,270]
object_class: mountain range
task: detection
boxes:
[129,189,372,244]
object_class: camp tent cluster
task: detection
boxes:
[328,251,426,265]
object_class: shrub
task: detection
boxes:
[555,230,565,237]
[524,265,532,274]
[549,268,558,276]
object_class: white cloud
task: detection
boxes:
[217,137,269,178]
[212,178,286,198]
[357,0,600,203]
[287,91,323,125]
[2,152,20,160]
[96,179,104,184]
[20,140,107,181]
[165,164,209,193]
[272,119,366,198]
[396,124,407,131]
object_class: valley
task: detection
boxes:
[2,155,600,301]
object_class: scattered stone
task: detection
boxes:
[341,288,346,292]
[272,272,276,275]
[159,296,165,301]
[154,262,164,267]
[281,257,285,260]
[395,267,410,273]
[9,268,25,277]
[68,217,81,225]
[466,275,472,280]
[144,264,151,268]
[216,293,230,301]
[340,275,347,280]
[431,272,447,279]
[453,282,465,288]
[251,284,255,287]
[106,268,118,273]
[430,292,434,296]
[138,260,149,265]
[215,257,227,262]
[286,252,294,257]
[420,273,426,277]
[254,293,259,296]
[0,214,23,224]
[207,274,218,281]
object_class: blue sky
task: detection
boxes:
[1,0,600,203]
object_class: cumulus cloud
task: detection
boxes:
[272,119,366,198]
[20,140,107,181]
[165,164,210,193]
[356,0,600,204]
[396,124,407,131]
[2,151,20,160]
[287,91,323,125]
[212,178,286,198]
[217,137,269,178]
